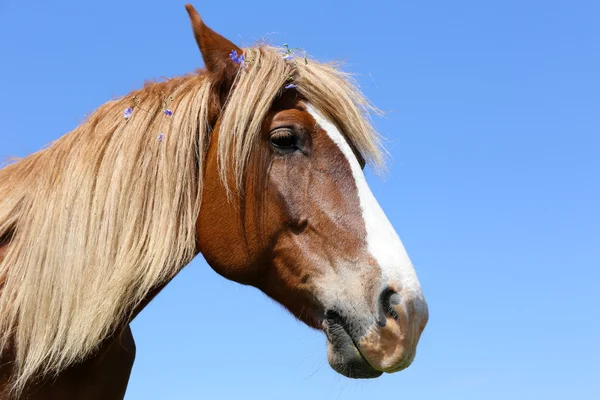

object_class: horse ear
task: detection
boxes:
[185,4,242,74]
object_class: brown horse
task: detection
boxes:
[0,4,428,399]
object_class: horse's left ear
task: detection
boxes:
[185,4,242,76]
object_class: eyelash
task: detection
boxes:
[269,128,298,152]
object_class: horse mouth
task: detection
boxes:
[322,312,383,379]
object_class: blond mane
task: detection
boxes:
[0,45,384,393]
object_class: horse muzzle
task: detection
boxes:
[323,289,428,378]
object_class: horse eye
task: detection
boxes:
[269,129,298,151]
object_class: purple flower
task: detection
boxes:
[157,133,164,142]
[229,50,246,68]
[282,54,294,61]
[164,109,173,116]
[284,83,297,89]
[123,107,133,119]
[229,50,242,64]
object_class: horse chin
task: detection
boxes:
[323,320,383,379]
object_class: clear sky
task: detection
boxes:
[1,1,599,399]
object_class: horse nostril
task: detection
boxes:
[379,289,402,325]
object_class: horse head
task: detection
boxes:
[186,5,429,378]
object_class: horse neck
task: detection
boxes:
[0,244,6,264]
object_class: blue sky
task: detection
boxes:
[1,1,599,399]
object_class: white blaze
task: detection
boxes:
[306,105,423,298]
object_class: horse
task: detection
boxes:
[0,4,428,399]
